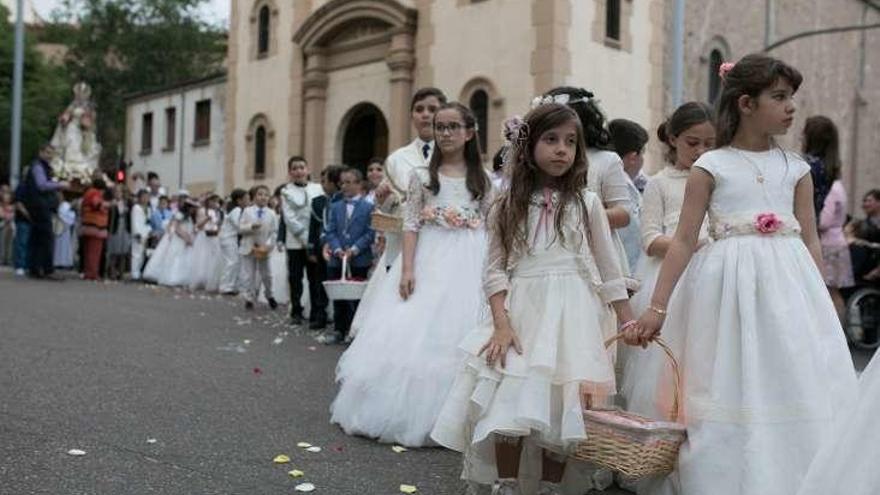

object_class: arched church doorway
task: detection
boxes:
[341,103,389,173]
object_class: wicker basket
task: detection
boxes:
[571,335,686,479]
[323,256,368,301]
[251,245,271,260]
[371,211,403,233]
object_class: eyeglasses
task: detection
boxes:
[434,122,466,134]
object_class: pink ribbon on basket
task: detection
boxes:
[531,187,554,248]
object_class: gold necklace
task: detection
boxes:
[733,147,774,184]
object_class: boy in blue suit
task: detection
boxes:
[321,167,375,344]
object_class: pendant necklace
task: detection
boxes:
[734,147,770,184]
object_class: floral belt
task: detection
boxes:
[709,212,801,240]
[419,205,483,229]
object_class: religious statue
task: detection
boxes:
[50,82,101,183]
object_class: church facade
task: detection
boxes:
[223,0,879,209]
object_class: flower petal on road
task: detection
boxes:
[294,483,316,492]
[400,484,418,493]
[273,454,290,464]
[288,469,305,478]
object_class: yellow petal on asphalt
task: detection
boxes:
[272,454,290,464]
[305,446,322,453]
[288,469,305,478]
[296,442,312,448]
[391,445,408,453]
[294,482,316,492]
[400,485,418,493]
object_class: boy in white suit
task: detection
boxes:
[239,185,278,310]
[130,189,152,280]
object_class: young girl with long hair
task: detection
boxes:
[431,103,637,495]
[621,102,715,420]
[633,54,857,495]
[331,102,493,447]
[190,194,224,292]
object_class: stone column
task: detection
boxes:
[302,48,328,176]
[386,30,416,150]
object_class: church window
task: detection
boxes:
[255,126,266,177]
[469,90,489,153]
[257,6,270,56]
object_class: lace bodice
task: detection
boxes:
[694,147,810,239]
[403,169,493,231]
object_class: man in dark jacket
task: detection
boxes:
[23,144,68,279]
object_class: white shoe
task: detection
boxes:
[493,480,521,495]
[14,268,25,276]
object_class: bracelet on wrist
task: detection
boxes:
[648,304,667,316]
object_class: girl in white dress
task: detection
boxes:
[430,103,637,495]
[190,195,223,291]
[622,102,715,420]
[158,201,197,287]
[330,103,493,447]
[634,54,858,495]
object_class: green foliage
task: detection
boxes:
[0,3,72,184]
[48,0,226,168]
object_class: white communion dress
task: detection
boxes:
[645,147,858,495]
[430,189,628,486]
[329,170,492,447]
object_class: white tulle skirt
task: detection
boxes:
[796,352,880,495]
[330,226,488,447]
[430,251,616,485]
[189,232,222,292]
[158,234,194,287]
[142,233,170,283]
[650,235,857,495]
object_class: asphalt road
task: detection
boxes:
[1,269,871,495]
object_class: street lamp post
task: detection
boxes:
[9,0,25,188]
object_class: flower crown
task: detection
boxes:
[718,62,735,81]
[529,91,593,110]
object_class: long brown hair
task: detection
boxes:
[494,103,589,266]
[802,115,842,182]
[426,102,489,200]
[714,53,803,147]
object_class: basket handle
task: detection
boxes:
[605,333,682,423]
[341,254,351,281]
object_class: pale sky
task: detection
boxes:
[4,0,230,26]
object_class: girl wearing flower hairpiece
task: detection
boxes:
[431,103,637,495]
[330,102,493,447]
[633,54,857,495]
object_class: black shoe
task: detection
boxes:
[289,314,304,325]
[268,298,278,310]
[245,301,254,310]
[309,319,327,330]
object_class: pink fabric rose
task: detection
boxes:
[718,62,735,80]
[754,212,782,234]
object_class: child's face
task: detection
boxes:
[743,78,796,137]
[207,198,219,210]
[433,108,473,157]
[863,195,880,216]
[289,162,309,183]
[412,96,442,142]
[367,163,384,187]
[670,121,716,169]
[253,188,269,207]
[622,151,644,174]
[238,194,250,207]
[138,193,150,205]
[340,172,361,198]
[159,199,169,210]
[533,120,579,178]
[321,174,338,194]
